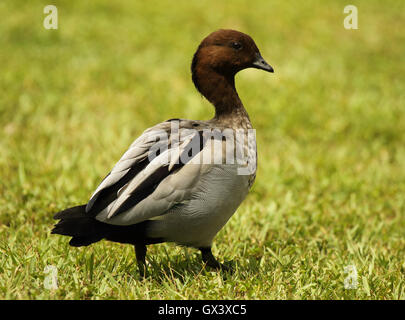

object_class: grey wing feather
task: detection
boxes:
[85,120,208,226]
[85,122,171,213]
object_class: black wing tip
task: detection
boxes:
[53,205,87,220]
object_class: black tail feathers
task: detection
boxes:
[52,205,106,246]
[52,205,163,247]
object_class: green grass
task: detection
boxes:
[1,0,405,299]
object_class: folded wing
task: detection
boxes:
[85,120,207,226]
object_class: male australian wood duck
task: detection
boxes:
[52,29,274,274]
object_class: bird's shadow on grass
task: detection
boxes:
[128,253,264,283]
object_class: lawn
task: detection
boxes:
[0,0,404,299]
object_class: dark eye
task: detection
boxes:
[231,42,242,50]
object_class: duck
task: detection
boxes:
[52,29,274,274]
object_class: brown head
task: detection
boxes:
[191,29,273,120]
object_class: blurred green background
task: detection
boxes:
[0,0,404,299]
